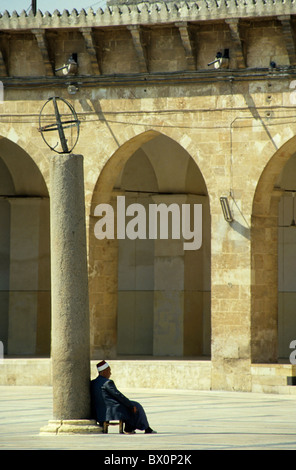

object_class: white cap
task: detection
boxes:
[97,360,110,372]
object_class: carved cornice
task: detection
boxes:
[32,29,55,76]
[127,25,149,73]
[225,19,246,69]
[278,15,296,66]
[1,1,296,30]
[80,27,101,74]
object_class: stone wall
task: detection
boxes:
[1,2,296,392]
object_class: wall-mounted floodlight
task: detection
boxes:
[55,54,78,76]
[208,49,229,69]
[220,196,233,222]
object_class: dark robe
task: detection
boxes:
[90,375,149,431]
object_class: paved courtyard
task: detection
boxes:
[0,385,295,451]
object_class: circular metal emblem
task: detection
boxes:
[39,97,80,154]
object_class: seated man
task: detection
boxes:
[91,360,156,434]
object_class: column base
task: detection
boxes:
[40,419,103,435]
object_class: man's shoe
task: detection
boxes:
[145,427,157,434]
[124,426,135,434]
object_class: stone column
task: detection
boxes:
[251,196,279,363]
[40,154,101,435]
[152,194,205,356]
[152,194,187,356]
[211,197,252,392]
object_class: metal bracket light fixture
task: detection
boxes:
[55,53,78,76]
[208,49,230,69]
[220,196,233,222]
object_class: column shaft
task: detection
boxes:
[50,153,90,420]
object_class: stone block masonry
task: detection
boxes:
[0,1,296,396]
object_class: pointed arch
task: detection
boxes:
[0,137,50,357]
[89,130,211,359]
[251,135,296,363]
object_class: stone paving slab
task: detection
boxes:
[0,386,295,451]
